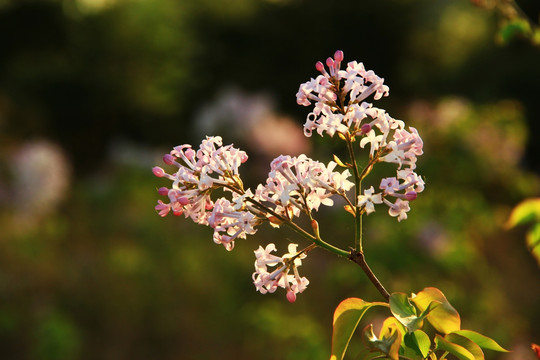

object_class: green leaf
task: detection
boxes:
[435,335,475,360]
[379,317,403,360]
[354,346,382,360]
[333,154,350,168]
[499,19,532,44]
[445,333,485,360]
[507,198,540,265]
[452,330,509,352]
[361,321,402,360]
[389,293,417,327]
[330,298,387,360]
[506,198,540,228]
[529,224,540,265]
[411,287,460,334]
[527,221,540,247]
[390,292,440,333]
[405,330,431,358]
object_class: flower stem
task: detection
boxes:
[348,249,390,301]
[345,136,363,252]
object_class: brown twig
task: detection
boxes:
[348,249,390,301]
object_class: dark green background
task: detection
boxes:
[0,0,539,359]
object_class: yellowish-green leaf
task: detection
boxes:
[354,345,382,360]
[435,335,475,360]
[379,317,403,360]
[445,333,485,360]
[533,29,540,45]
[389,293,417,328]
[330,298,387,360]
[361,321,402,360]
[526,222,540,266]
[407,330,431,358]
[499,19,532,44]
[453,330,509,352]
[411,287,460,334]
[390,292,440,333]
[333,154,350,168]
[506,198,540,228]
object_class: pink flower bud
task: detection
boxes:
[157,187,169,196]
[171,203,183,216]
[334,50,344,62]
[360,123,372,134]
[178,196,190,205]
[315,61,324,72]
[240,152,248,163]
[405,191,417,201]
[326,57,334,68]
[163,154,175,165]
[152,166,166,177]
[286,290,296,303]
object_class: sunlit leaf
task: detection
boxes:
[533,29,540,46]
[506,198,540,265]
[499,19,532,44]
[333,154,350,168]
[527,222,540,265]
[453,330,509,352]
[330,298,387,360]
[411,287,460,334]
[389,293,417,328]
[506,198,540,228]
[390,292,440,333]
[354,343,382,360]
[361,321,402,360]
[445,333,485,360]
[435,335,475,360]
[404,330,431,358]
[379,317,403,360]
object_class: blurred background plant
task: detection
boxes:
[0,0,539,359]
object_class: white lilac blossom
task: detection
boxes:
[297,50,389,139]
[152,136,248,225]
[208,198,259,251]
[297,50,425,221]
[252,243,310,303]
[357,186,383,215]
[254,154,354,222]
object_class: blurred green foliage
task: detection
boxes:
[0,0,539,359]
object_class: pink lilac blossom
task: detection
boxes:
[252,243,309,302]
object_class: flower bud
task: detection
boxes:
[326,57,334,68]
[286,290,297,303]
[157,187,169,196]
[360,123,372,135]
[268,216,284,226]
[315,61,324,72]
[152,166,166,177]
[163,153,175,165]
[334,50,344,62]
[405,191,417,201]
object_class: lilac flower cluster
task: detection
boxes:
[255,154,354,222]
[154,51,425,301]
[297,50,425,221]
